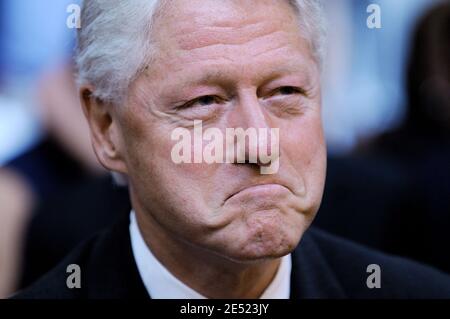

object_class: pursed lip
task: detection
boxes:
[225,180,292,202]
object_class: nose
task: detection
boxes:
[225,91,280,172]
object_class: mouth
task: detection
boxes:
[225,183,291,203]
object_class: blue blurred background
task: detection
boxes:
[0,0,79,164]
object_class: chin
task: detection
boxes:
[226,239,298,263]
[225,217,306,262]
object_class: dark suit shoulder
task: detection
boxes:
[13,237,95,299]
[307,227,450,298]
[13,216,148,299]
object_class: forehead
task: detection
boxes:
[157,0,298,29]
[145,0,316,84]
[157,1,297,43]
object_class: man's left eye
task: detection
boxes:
[180,95,223,109]
[274,86,303,96]
[196,95,219,106]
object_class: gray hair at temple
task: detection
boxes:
[75,0,327,106]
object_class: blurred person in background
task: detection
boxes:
[0,17,127,295]
[360,1,450,272]
[317,1,450,274]
[6,64,103,198]
[0,0,107,297]
[321,0,438,153]
[0,62,106,297]
[0,169,33,298]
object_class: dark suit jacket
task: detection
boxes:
[19,175,131,289]
[14,214,450,299]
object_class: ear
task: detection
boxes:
[80,86,128,175]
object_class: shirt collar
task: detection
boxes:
[129,211,291,299]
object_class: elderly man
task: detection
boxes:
[15,0,450,299]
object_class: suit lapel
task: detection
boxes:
[83,214,150,299]
[290,229,347,299]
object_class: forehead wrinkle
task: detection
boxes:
[175,40,314,82]
[167,1,282,33]
[173,20,279,51]
[173,17,269,36]
[149,38,300,83]
[142,36,315,92]
[161,58,314,93]
[166,28,301,77]
[162,1,297,53]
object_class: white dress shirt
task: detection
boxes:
[129,211,292,299]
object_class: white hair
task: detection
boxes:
[76,0,326,105]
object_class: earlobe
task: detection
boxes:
[79,86,128,174]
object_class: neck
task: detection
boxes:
[133,207,281,299]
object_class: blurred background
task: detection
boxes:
[0,0,449,297]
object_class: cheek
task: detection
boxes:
[283,111,325,162]
[282,111,326,195]
[122,115,223,212]
[123,126,211,230]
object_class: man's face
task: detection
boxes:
[116,0,326,262]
